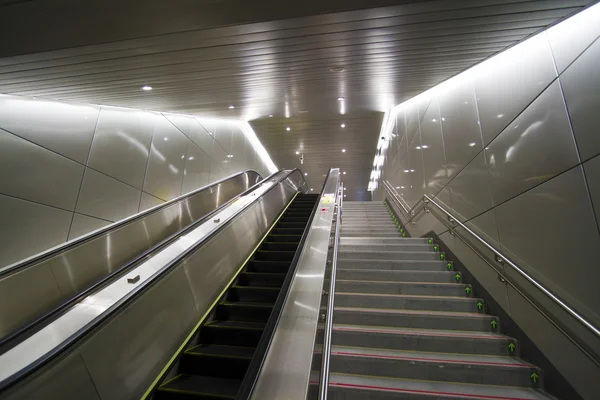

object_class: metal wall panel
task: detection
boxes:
[405,132,425,207]
[0,95,99,164]
[546,3,600,73]
[485,80,579,205]
[87,107,156,189]
[419,99,448,196]
[75,168,142,222]
[138,192,165,213]
[0,194,71,268]
[473,33,557,145]
[446,152,494,221]
[495,167,600,328]
[583,155,600,228]
[560,37,600,162]
[68,214,111,241]
[181,144,211,195]
[0,129,84,211]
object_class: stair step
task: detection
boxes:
[340,244,434,252]
[157,374,240,399]
[330,346,539,388]
[338,250,440,261]
[327,373,554,400]
[337,259,448,271]
[335,293,481,313]
[337,269,457,283]
[336,280,469,297]
[340,237,430,245]
[332,324,517,356]
[334,307,498,332]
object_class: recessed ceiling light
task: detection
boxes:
[181,155,185,159]
[269,114,273,117]
[188,156,194,161]
[330,66,345,72]
[296,151,300,155]
[469,142,477,147]
[141,85,152,91]
[421,145,429,149]
[229,105,235,109]
[410,169,415,172]
[310,188,314,191]
[343,171,346,175]
[164,137,169,141]
[344,187,347,191]
[416,146,421,150]
[342,149,346,153]
[341,123,346,128]
[286,127,291,131]
[404,170,410,173]
[227,154,233,158]
[337,97,345,101]
[396,186,400,189]
[304,173,308,176]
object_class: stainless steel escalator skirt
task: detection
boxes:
[0,169,307,400]
[0,170,262,339]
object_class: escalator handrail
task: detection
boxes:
[235,168,332,400]
[383,182,600,366]
[0,170,270,353]
[0,169,303,393]
[0,169,261,278]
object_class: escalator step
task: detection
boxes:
[200,321,265,347]
[272,227,304,235]
[180,344,254,379]
[275,221,307,229]
[217,302,273,322]
[260,242,299,251]
[246,260,290,273]
[253,250,295,261]
[157,374,240,399]
[230,286,280,303]
[239,272,286,287]
[267,234,302,243]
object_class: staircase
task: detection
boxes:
[327,201,555,400]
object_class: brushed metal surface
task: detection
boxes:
[0,169,305,399]
[138,192,165,212]
[560,37,600,162]
[87,107,156,189]
[546,2,600,73]
[75,168,142,222]
[0,128,84,211]
[0,194,71,269]
[474,32,557,145]
[142,117,189,201]
[583,155,600,228]
[495,166,600,328]
[419,98,448,196]
[68,214,111,241]
[251,168,339,400]
[485,80,579,205]
[182,143,211,195]
[405,132,425,208]
[438,79,483,180]
[164,113,214,156]
[0,172,260,339]
[446,152,494,221]
[0,95,99,164]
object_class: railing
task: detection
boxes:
[382,180,600,367]
[318,181,343,400]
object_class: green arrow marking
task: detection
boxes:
[402,232,406,237]
[428,238,433,245]
[446,262,453,270]
[455,273,461,282]
[508,343,516,353]
[465,286,471,295]
[439,253,445,260]
[530,372,539,383]
[476,301,483,310]
[491,320,498,329]
[433,245,439,252]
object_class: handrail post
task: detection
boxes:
[317,181,343,400]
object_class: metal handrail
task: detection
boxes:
[382,180,411,217]
[383,182,600,343]
[318,181,343,400]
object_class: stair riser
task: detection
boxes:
[336,281,467,297]
[337,270,455,283]
[334,310,495,332]
[340,238,429,245]
[330,355,537,388]
[326,386,467,400]
[332,330,515,356]
[340,244,433,252]
[335,294,478,313]
[180,354,251,380]
[338,260,447,271]
[338,252,439,261]
[341,231,404,237]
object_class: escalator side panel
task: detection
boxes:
[1,172,304,400]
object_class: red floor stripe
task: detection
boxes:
[332,351,530,368]
[330,382,537,400]
[334,327,506,340]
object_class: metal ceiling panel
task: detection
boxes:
[0,0,594,199]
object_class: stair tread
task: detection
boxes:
[186,344,256,359]
[221,301,274,308]
[329,373,553,399]
[206,320,265,330]
[333,324,509,340]
[338,268,453,274]
[337,279,465,286]
[160,374,240,398]
[330,345,533,367]
[336,292,477,301]
[335,306,492,318]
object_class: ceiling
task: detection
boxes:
[0,0,593,199]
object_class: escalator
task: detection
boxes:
[154,193,320,399]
